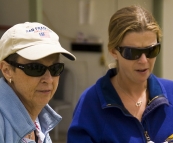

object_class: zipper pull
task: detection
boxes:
[145,131,155,143]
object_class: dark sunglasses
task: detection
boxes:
[116,43,161,60]
[6,61,64,77]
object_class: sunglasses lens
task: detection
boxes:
[7,61,64,77]
[24,64,46,76]
[147,45,160,58]
[121,48,134,59]
[119,43,160,60]
[24,63,64,77]
[121,48,142,60]
[49,63,64,76]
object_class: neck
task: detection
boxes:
[113,75,148,120]
[25,105,42,122]
[115,75,147,97]
[115,75,148,107]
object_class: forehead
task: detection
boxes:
[121,31,157,47]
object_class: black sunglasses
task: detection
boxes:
[116,43,161,60]
[6,61,64,77]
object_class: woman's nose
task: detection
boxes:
[138,53,148,63]
[41,69,54,83]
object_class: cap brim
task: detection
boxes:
[16,43,76,61]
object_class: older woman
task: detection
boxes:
[0,22,76,143]
[67,5,173,143]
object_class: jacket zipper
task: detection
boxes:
[144,96,162,143]
[105,95,166,143]
[144,131,155,143]
[147,96,159,105]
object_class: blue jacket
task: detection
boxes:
[68,68,173,143]
[0,77,62,143]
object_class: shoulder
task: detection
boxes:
[155,75,173,88]
[73,84,100,113]
[150,74,173,86]
[153,75,173,102]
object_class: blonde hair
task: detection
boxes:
[108,5,162,51]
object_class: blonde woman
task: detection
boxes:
[68,5,173,143]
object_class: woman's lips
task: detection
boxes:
[37,90,51,94]
[136,69,147,72]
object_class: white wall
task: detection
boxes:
[162,0,173,79]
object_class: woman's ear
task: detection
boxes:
[109,48,118,60]
[0,61,13,80]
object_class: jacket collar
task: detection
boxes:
[96,68,168,109]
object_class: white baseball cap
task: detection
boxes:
[0,22,76,61]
